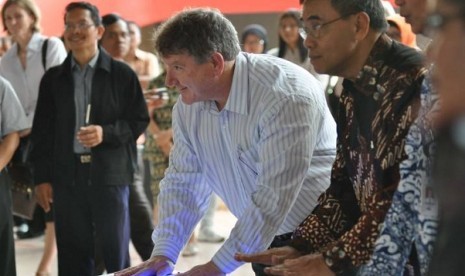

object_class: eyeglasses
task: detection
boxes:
[300,12,356,39]
[64,22,95,32]
[425,12,464,37]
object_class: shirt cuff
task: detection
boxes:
[210,241,248,274]
[151,239,183,264]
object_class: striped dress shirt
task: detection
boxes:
[152,52,337,273]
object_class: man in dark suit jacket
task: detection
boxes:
[30,2,149,276]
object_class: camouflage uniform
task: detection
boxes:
[143,72,178,204]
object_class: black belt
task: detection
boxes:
[266,232,293,251]
[76,154,91,163]
[274,232,293,242]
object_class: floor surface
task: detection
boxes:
[15,208,254,275]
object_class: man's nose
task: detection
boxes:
[117,34,126,43]
[304,35,317,50]
[165,71,176,88]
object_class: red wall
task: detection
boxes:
[33,0,300,36]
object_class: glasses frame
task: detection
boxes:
[64,22,95,32]
[300,12,357,39]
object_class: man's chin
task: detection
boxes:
[313,65,327,75]
[310,60,325,74]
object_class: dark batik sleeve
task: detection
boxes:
[290,146,403,273]
[293,140,413,272]
[319,166,400,273]
[290,141,361,257]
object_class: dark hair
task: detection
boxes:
[102,13,123,28]
[2,0,41,33]
[64,2,101,26]
[304,0,387,32]
[100,13,129,47]
[278,10,308,63]
[241,24,268,53]
[154,8,240,64]
[334,0,387,31]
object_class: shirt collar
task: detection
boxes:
[217,52,248,115]
[71,49,100,70]
[25,32,44,53]
[348,34,393,97]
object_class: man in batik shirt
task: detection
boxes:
[359,0,440,274]
[236,0,426,274]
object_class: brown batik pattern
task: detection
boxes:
[290,35,426,273]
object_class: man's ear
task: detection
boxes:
[96,25,105,40]
[210,52,225,77]
[354,12,370,40]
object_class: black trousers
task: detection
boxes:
[0,172,16,276]
[95,148,154,275]
[129,146,154,261]
[54,161,130,276]
[252,233,292,276]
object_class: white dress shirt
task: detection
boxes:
[0,32,67,127]
[152,52,337,273]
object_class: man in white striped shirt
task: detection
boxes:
[116,8,336,276]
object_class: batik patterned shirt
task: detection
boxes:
[359,67,439,275]
[289,35,427,273]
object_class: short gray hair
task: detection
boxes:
[154,8,241,64]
